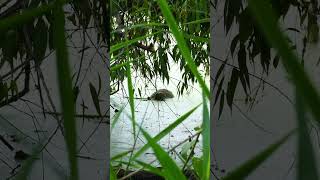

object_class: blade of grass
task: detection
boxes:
[156,0,210,98]
[111,150,133,161]
[124,49,138,172]
[126,62,136,138]
[202,91,210,180]
[221,129,296,180]
[110,31,163,53]
[110,165,117,180]
[132,103,201,159]
[53,1,78,179]
[139,127,187,180]
[111,105,125,129]
[111,56,145,72]
[296,92,319,180]
[248,0,320,124]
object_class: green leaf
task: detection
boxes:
[214,77,224,106]
[89,83,101,115]
[0,82,8,101]
[110,165,117,180]
[192,157,203,178]
[110,31,163,53]
[52,1,78,179]
[10,80,18,96]
[202,90,210,180]
[213,63,225,91]
[239,8,253,42]
[226,68,239,110]
[180,140,196,160]
[111,150,133,161]
[238,43,250,87]
[140,127,187,180]
[33,17,48,64]
[218,90,225,119]
[230,35,239,56]
[296,93,319,180]
[126,62,136,137]
[222,130,295,180]
[273,55,280,68]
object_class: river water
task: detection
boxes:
[110,56,209,168]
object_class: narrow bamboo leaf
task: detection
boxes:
[89,83,101,115]
[273,55,280,68]
[110,31,163,53]
[226,68,239,110]
[33,17,48,64]
[222,129,295,180]
[126,63,136,137]
[238,43,250,88]
[53,1,78,179]
[296,93,319,180]
[182,18,210,25]
[202,91,210,180]
[111,60,133,72]
[184,33,209,43]
[230,35,239,56]
[133,104,201,159]
[214,63,225,89]
[97,73,102,95]
[239,74,248,95]
[218,90,225,119]
[214,77,224,106]
[157,0,210,98]
[140,127,187,180]
[111,150,133,161]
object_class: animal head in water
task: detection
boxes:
[149,89,174,101]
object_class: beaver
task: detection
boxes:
[147,89,174,101]
[125,89,174,101]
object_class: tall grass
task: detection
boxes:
[53,1,78,179]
